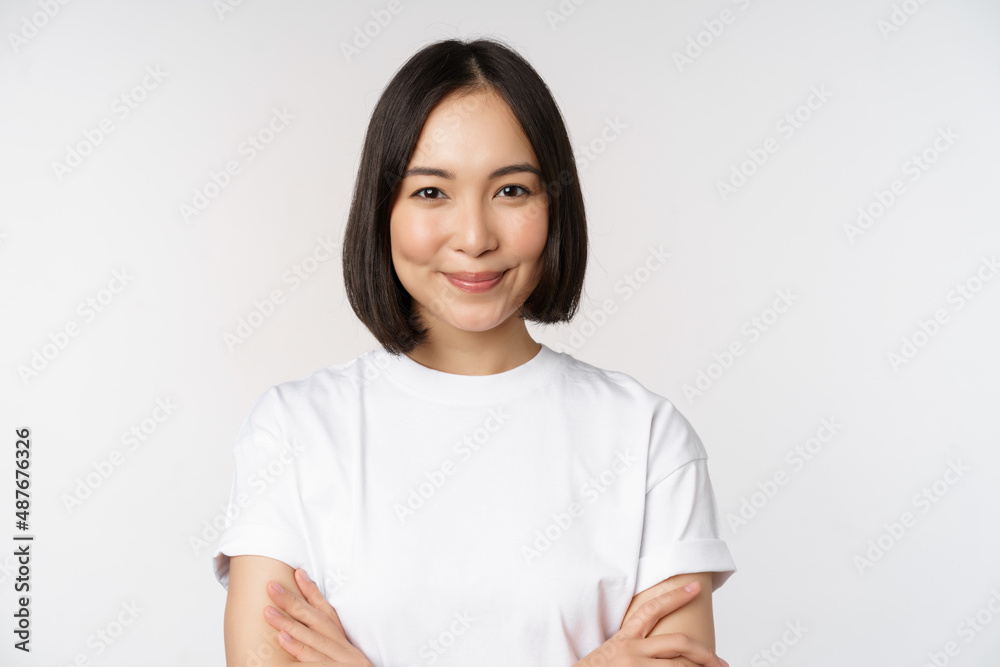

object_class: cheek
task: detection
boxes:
[390,207,440,266]
[512,205,549,262]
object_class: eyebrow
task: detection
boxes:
[399,163,542,180]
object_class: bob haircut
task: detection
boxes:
[342,37,589,355]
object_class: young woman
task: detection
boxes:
[213,37,736,667]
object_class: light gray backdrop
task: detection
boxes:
[2,0,999,665]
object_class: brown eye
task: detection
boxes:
[498,185,530,198]
[412,187,444,199]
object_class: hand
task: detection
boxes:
[264,568,374,666]
[574,581,729,667]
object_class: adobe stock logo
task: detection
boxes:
[921,588,1000,667]
[414,611,478,666]
[843,126,958,243]
[683,288,798,403]
[520,449,636,565]
[551,245,670,355]
[853,458,969,575]
[18,269,135,385]
[339,0,406,63]
[51,66,169,182]
[53,600,144,665]
[223,235,338,351]
[726,417,842,534]
[575,117,628,174]
[394,407,510,525]
[180,107,295,224]
[877,0,932,40]
[61,398,178,513]
[716,86,832,202]
[213,0,247,20]
[8,0,73,54]
[671,0,755,73]
[750,620,808,667]
[887,254,997,372]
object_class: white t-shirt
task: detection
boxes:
[213,343,735,667]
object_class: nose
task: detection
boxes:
[451,197,498,257]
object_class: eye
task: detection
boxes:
[497,185,531,198]
[411,187,445,200]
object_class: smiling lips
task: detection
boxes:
[443,270,506,293]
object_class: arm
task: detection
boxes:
[227,557,373,667]
[260,567,726,667]
[619,571,717,667]
[224,555,303,666]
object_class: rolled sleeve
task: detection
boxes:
[635,458,736,593]
[636,400,736,593]
[212,386,313,589]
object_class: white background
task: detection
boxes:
[2,0,999,665]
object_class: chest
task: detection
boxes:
[298,399,650,664]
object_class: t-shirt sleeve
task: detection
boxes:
[635,400,736,594]
[212,386,313,589]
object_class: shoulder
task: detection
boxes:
[555,350,678,416]
[555,351,696,437]
[238,349,378,432]
[557,350,708,469]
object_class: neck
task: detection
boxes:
[404,312,541,376]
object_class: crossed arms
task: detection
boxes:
[223,555,721,667]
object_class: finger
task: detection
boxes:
[266,580,337,635]
[295,568,348,635]
[263,606,334,662]
[619,582,700,639]
[265,587,359,661]
[266,580,354,657]
[275,629,321,662]
[643,632,726,667]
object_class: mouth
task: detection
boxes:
[442,270,506,293]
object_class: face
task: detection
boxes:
[389,88,549,338]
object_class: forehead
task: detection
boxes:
[408,88,537,171]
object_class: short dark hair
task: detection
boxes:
[342,37,588,355]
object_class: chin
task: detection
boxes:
[446,318,506,334]
[442,308,515,333]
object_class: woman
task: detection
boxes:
[214,37,736,667]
